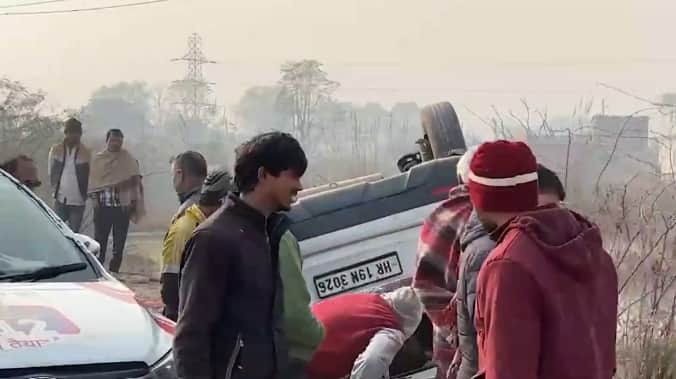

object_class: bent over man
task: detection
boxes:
[306,287,423,379]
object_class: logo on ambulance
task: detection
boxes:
[0,305,80,351]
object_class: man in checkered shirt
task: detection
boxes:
[412,148,475,379]
[89,129,143,273]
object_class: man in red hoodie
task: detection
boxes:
[468,140,618,379]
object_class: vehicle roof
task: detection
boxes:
[288,156,461,241]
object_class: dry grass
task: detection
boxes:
[579,176,676,379]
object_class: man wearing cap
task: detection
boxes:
[412,148,475,379]
[48,117,90,232]
[162,168,232,321]
[467,140,617,379]
[455,163,569,379]
[305,286,423,379]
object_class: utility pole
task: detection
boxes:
[171,33,217,122]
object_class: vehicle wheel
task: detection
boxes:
[421,102,466,159]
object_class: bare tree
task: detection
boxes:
[0,78,63,201]
[0,78,60,155]
[278,60,339,142]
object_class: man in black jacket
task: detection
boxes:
[174,132,307,379]
[455,163,566,379]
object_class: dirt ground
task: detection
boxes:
[106,232,165,312]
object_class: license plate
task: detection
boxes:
[314,252,403,299]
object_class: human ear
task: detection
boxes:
[257,167,267,182]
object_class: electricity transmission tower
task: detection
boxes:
[171,33,217,121]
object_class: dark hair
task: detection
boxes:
[64,117,82,134]
[173,151,208,179]
[106,129,124,141]
[234,132,307,193]
[537,164,566,201]
[1,155,33,177]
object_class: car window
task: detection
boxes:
[0,177,97,281]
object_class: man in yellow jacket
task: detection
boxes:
[161,168,232,321]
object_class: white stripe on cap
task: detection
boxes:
[468,170,538,187]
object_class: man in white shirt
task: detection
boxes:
[48,118,91,232]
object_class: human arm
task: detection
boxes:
[160,218,194,320]
[47,146,54,182]
[412,216,457,329]
[278,231,325,358]
[456,238,495,378]
[82,160,90,195]
[475,260,542,379]
[173,230,231,379]
[88,190,101,207]
[350,328,406,379]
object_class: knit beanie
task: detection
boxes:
[199,168,233,206]
[381,286,423,337]
[468,140,538,213]
[456,146,478,184]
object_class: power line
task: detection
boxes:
[0,0,72,9]
[0,0,168,15]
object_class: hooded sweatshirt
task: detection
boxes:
[474,205,618,379]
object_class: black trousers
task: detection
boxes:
[93,206,130,273]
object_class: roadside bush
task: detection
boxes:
[572,176,676,379]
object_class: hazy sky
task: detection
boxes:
[3,0,676,122]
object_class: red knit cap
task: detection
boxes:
[468,140,538,213]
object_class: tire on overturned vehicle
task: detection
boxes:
[421,102,466,159]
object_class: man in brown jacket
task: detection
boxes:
[174,132,307,379]
[89,129,144,273]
